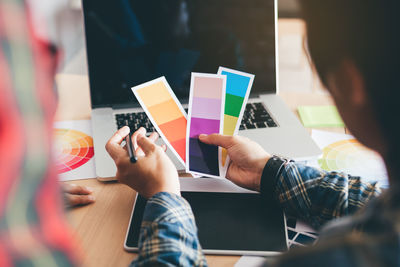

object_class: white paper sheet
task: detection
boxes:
[235,256,269,267]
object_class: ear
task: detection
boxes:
[327,59,367,107]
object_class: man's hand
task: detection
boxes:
[199,134,270,192]
[63,183,95,208]
[105,126,180,199]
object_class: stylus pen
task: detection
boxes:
[125,133,138,163]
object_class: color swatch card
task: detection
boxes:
[132,77,187,165]
[218,67,255,176]
[186,73,226,178]
[298,105,345,128]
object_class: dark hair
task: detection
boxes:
[301,0,400,163]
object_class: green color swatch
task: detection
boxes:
[298,105,345,128]
[225,94,244,117]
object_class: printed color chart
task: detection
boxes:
[132,77,187,165]
[218,67,254,174]
[187,73,226,178]
[54,129,94,173]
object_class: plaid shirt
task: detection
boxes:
[132,162,385,267]
[0,0,77,266]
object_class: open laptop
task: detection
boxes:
[82,0,321,181]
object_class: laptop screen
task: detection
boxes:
[83,0,277,108]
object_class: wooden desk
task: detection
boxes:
[57,19,346,267]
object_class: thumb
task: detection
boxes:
[199,134,235,149]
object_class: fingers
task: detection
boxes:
[62,183,93,195]
[106,126,130,160]
[199,134,237,149]
[65,193,95,207]
[131,129,159,156]
[148,132,159,143]
[131,127,147,149]
[137,134,158,155]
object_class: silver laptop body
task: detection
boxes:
[83,0,321,181]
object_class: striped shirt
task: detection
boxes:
[132,162,385,266]
[0,0,76,265]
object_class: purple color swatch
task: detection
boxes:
[187,74,225,177]
[189,118,220,138]
[191,97,222,120]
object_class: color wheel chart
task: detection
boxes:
[54,129,94,174]
[53,120,96,181]
[312,130,388,187]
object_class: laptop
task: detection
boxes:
[82,0,321,181]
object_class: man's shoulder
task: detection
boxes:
[278,192,400,267]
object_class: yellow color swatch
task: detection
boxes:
[148,99,183,125]
[223,114,238,136]
[136,81,172,107]
[222,114,239,166]
[221,148,228,167]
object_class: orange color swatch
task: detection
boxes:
[132,77,187,164]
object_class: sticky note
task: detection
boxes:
[132,77,187,164]
[218,67,254,175]
[186,73,226,178]
[298,106,345,128]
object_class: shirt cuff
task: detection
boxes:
[260,157,287,199]
[142,192,195,227]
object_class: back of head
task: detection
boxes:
[301,0,400,168]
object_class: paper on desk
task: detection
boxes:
[298,105,344,128]
[308,130,388,187]
[235,256,269,267]
[53,120,96,181]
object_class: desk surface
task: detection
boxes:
[58,19,346,267]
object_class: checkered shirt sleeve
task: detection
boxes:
[131,192,207,267]
[272,162,382,229]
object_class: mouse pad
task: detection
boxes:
[126,192,287,254]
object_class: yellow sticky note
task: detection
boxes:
[298,106,345,128]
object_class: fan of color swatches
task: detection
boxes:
[218,67,254,172]
[132,77,187,165]
[186,73,226,178]
[54,129,94,173]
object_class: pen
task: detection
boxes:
[125,130,138,163]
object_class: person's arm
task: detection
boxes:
[131,192,207,267]
[106,127,207,266]
[260,159,381,229]
[199,134,382,229]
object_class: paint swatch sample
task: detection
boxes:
[218,67,254,173]
[132,77,187,164]
[186,73,226,178]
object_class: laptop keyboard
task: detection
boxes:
[115,102,277,132]
[241,103,278,130]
